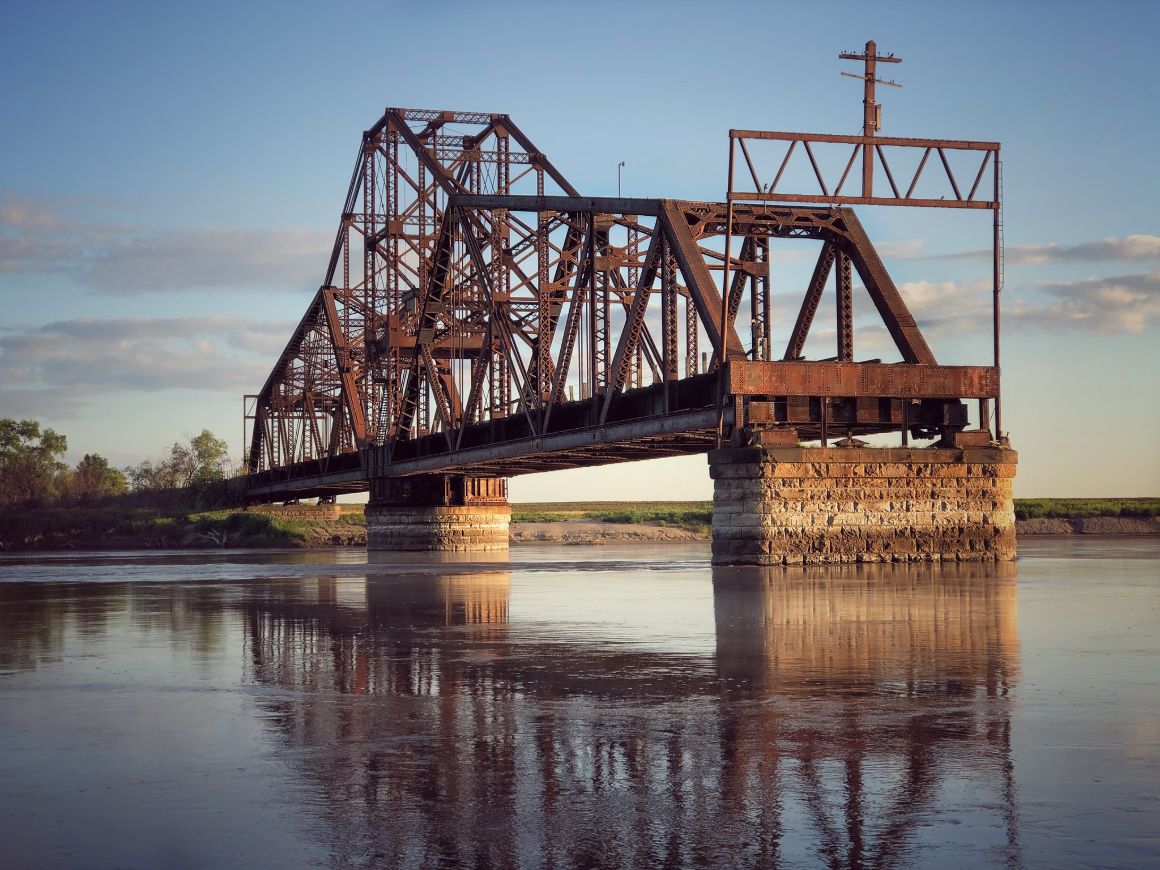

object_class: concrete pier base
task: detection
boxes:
[366,475,510,552]
[709,446,1017,566]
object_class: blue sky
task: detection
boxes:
[2,0,1157,498]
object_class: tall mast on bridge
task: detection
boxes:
[839,39,902,197]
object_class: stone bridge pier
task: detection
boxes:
[366,475,510,551]
[709,445,1018,566]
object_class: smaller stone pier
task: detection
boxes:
[709,445,1017,566]
[366,475,510,551]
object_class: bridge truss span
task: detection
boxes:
[244,107,1000,502]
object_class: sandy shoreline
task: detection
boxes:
[511,516,1160,545]
[1013,516,1160,536]
[511,520,708,544]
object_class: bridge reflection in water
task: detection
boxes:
[240,560,1020,868]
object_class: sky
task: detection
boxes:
[1,0,1157,500]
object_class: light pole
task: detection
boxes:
[617,161,625,197]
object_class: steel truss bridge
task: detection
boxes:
[244,104,1002,502]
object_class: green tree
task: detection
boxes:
[0,419,69,506]
[170,429,231,487]
[125,457,164,492]
[71,453,128,502]
[126,430,231,491]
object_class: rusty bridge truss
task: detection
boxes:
[245,98,1002,501]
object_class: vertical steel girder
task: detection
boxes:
[321,288,368,446]
[752,237,771,361]
[658,200,746,363]
[836,250,854,362]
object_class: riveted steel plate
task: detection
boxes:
[727,361,999,399]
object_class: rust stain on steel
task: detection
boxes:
[726,131,1000,211]
[727,361,999,399]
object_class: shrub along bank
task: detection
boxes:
[0,502,366,551]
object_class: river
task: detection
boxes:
[0,539,1157,868]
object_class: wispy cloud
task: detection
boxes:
[897,277,993,335]
[0,388,90,420]
[877,240,926,260]
[894,234,1160,266]
[0,315,294,398]
[897,270,1160,336]
[1011,270,1160,334]
[797,269,1160,342]
[0,196,331,294]
[1019,235,1160,264]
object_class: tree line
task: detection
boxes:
[0,418,234,508]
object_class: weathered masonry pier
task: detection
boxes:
[243,41,1015,563]
[365,475,510,551]
[710,445,1017,565]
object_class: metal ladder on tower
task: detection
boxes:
[373,383,391,447]
[996,155,1006,291]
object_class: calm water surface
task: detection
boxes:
[0,539,1157,868]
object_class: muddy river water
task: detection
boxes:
[0,538,1157,868]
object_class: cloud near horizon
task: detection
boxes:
[0,196,331,294]
[796,268,1160,344]
[1014,270,1160,334]
[892,233,1160,266]
[0,316,295,414]
[897,270,1160,336]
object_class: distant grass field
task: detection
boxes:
[512,501,713,527]
[513,501,709,534]
[1011,498,1160,521]
[0,505,367,550]
[510,498,1160,526]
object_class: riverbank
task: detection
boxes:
[511,498,1160,544]
[0,505,367,551]
[1,499,1157,551]
[511,515,1160,544]
[1015,516,1160,536]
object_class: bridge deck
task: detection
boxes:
[245,377,727,500]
